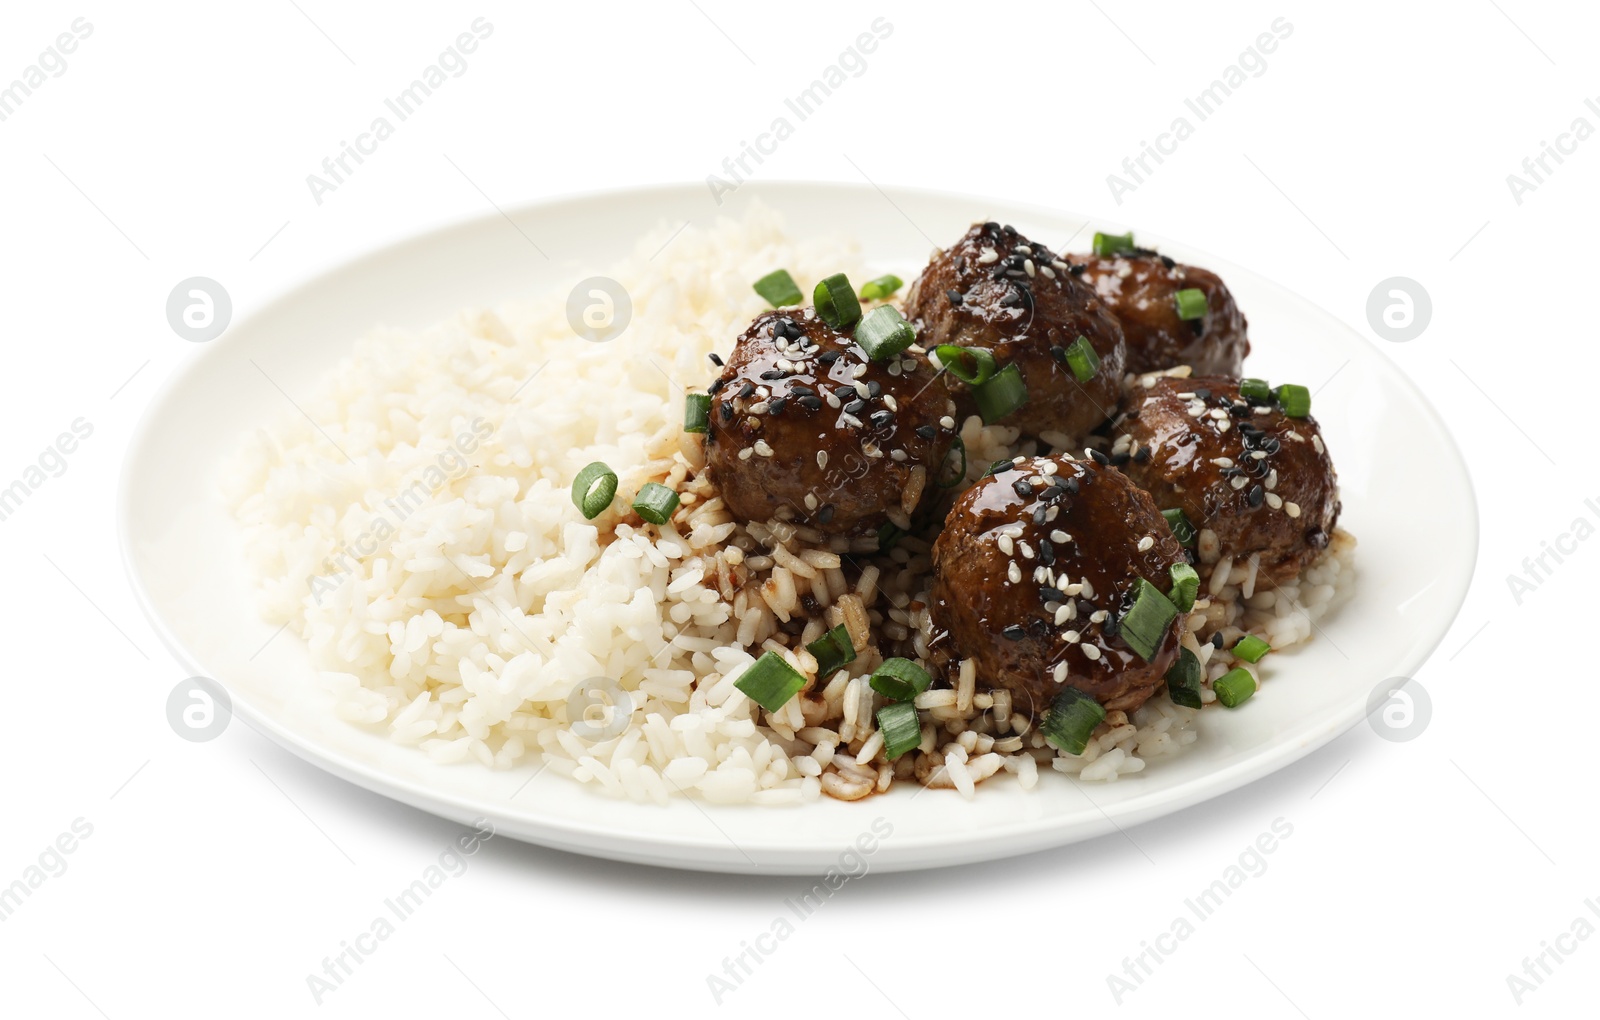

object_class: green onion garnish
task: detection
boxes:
[934,344,997,386]
[1092,231,1136,257]
[753,269,802,307]
[1058,336,1101,383]
[684,392,710,433]
[571,462,618,520]
[982,459,1012,478]
[1040,687,1106,755]
[1174,288,1208,320]
[858,274,903,301]
[813,273,861,330]
[1165,648,1203,709]
[935,436,967,489]
[1239,377,1272,404]
[806,623,856,679]
[877,701,922,760]
[1275,383,1311,418]
[1214,667,1257,708]
[1162,508,1196,548]
[1169,562,1200,613]
[877,521,905,551]
[973,363,1028,424]
[1232,634,1271,663]
[869,657,933,702]
[1118,578,1178,661]
[735,651,807,712]
[855,304,916,361]
[631,482,680,525]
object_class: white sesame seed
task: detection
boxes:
[1266,492,1283,509]
[1034,566,1050,583]
[887,362,902,377]
[1266,470,1278,489]
[1064,630,1080,643]
[998,535,1015,556]
[1250,450,1267,460]
[738,447,753,461]
[978,247,998,264]
[1231,475,1249,490]
[1053,661,1067,683]
[853,381,870,398]
[1081,580,1096,600]
[804,493,818,510]
[1052,259,1069,272]
[1312,435,1325,454]
[1064,583,1083,596]
[748,400,770,415]
[1285,501,1302,518]
[1003,525,1025,539]
[890,449,907,462]
[1016,244,1031,254]
[1012,456,1026,465]
[939,415,955,429]
[825,392,842,409]
[754,440,774,457]
[1137,536,1154,552]
[1020,542,1035,560]
[883,394,898,412]
[1210,457,1234,468]
[841,413,863,429]
[1045,506,1060,522]
[1054,605,1072,625]
[1218,419,1232,432]
[1024,259,1036,278]
[1040,461,1059,476]
[817,450,829,469]
[1050,530,1070,543]
[1007,562,1022,583]
[1090,609,1107,623]
[1040,265,1056,279]
[1082,644,1102,661]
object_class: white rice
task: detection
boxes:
[225,206,1356,804]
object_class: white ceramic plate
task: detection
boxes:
[120,182,1477,874]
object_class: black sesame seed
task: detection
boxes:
[798,395,823,410]
[1038,540,1055,565]
[870,410,894,428]
[708,352,724,367]
[1102,613,1120,639]
[867,381,882,398]
[708,377,726,395]
[1159,255,1176,270]
[1193,388,1211,401]
[817,504,835,524]
[914,425,936,440]
[1063,477,1080,495]
[760,369,786,381]
[1111,451,1130,466]
[1040,485,1064,501]
[1134,446,1151,463]
[947,289,964,306]
[817,350,841,366]
[767,397,787,415]
[844,398,867,415]
[738,382,756,398]
[720,404,734,421]
[835,385,856,401]
[1002,624,1026,641]
[1211,632,1225,649]
[1040,586,1065,603]
[1013,479,1033,498]
[1247,484,1264,507]
[1089,449,1110,466]
[999,291,1022,307]
[1263,437,1282,454]
[1033,507,1048,524]
[1069,263,1086,276]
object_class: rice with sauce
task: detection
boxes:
[224,206,1355,804]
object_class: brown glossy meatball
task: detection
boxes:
[928,455,1187,720]
[1070,251,1249,377]
[904,223,1126,440]
[704,308,957,536]
[1115,376,1339,585]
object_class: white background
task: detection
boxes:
[1,1,1593,1016]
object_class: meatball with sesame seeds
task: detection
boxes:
[703,308,958,536]
[903,223,1127,440]
[928,455,1187,720]
[1070,249,1250,377]
[1115,376,1339,586]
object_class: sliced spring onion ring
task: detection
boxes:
[1165,647,1203,708]
[1058,336,1101,383]
[813,273,862,329]
[1232,634,1271,663]
[973,363,1028,424]
[631,482,679,525]
[684,392,710,433]
[1239,377,1272,404]
[806,623,856,679]
[1275,383,1311,418]
[877,701,922,760]
[1174,288,1208,320]
[1041,687,1106,755]
[1162,508,1197,547]
[858,274,904,301]
[571,462,617,520]
[1118,578,1178,661]
[869,657,933,702]
[935,436,967,489]
[934,344,998,386]
[735,651,807,712]
[1169,562,1200,613]
[1214,667,1257,707]
[855,304,915,361]
[1092,231,1136,257]
[753,269,802,307]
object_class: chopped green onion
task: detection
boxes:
[1057,336,1101,383]
[1041,687,1106,755]
[1214,667,1257,708]
[631,482,679,525]
[934,344,998,386]
[869,657,933,702]
[982,459,1012,478]
[806,623,856,679]
[1275,383,1311,418]
[1232,634,1271,663]
[1162,508,1196,548]
[1239,377,1272,404]
[1174,288,1208,320]
[571,462,618,520]
[753,269,803,307]
[1092,231,1136,257]
[684,392,710,433]
[877,521,905,551]
[936,436,967,489]
[1165,648,1203,709]
[973,363,1028,424]
[877,701,922,760]
[1118,578,1178,661]
[735,651,807,712]
[813,273,861,329]
[859,274,903,301]
[1169,562,1200,613]
[855,304,916,361]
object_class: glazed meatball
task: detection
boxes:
[1116,376,1338,586]
[904,223,1126,440]
[704,308,957,536]
[1071,251,1249,377]
[929,455,1187,719]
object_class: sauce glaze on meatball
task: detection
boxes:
[1071,252,1249,377]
